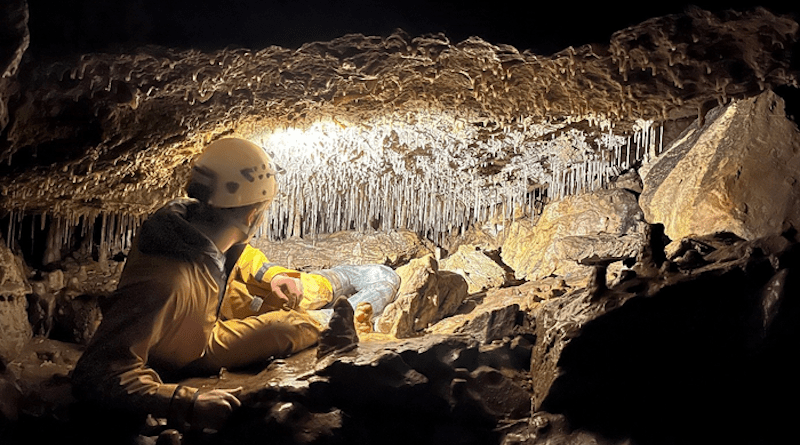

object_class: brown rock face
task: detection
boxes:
[640,90,800,241]
[501,188,645,281]
[0,295,31,367]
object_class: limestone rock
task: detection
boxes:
[0,236,30,297]
[442,222,506,256]
[439,244,507,294]
[251,229,433,270]
[640,91,800,241]
[504,411,611,445]
[0,236,32,365]
[456,304,521,344]
[43,270,65,294]
[452,365,531,420]
[316,297,358,359]
[376,254,468,337]
[0,294,31,367]
[426,279,544,343]
[501,189,645,281]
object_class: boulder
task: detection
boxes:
[27,282,56,337]
[501,188,646,281]
[376,254,468,337]
[251,229,433,270]
[439,244,508,294]
[640,90,800,241]
[608,169,643,194]
[43,270,65,294]
[454,304,521,344]
[0,236,32,366]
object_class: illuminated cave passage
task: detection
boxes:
[2,6,797,260]
[1,2,800,445]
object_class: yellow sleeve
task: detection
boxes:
[236,245,301,284]
[222,245,333,317]
[221,245,302,319]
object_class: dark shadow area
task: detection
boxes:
[26,0,800,56]
[543,250,800,444]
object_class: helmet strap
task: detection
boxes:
[228,203,268,242]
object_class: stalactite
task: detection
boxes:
[238,111,662,242]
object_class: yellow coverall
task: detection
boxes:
[222,244,333,319]
[72,198,333,428]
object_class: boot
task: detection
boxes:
[316,296,358,358]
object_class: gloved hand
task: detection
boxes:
[191,387,242,432]
[270,273,303,310]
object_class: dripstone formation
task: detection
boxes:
[1,3,799,445]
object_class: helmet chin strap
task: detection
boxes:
[228,216,258,244]
[229,204,268,243]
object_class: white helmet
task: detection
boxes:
[189,138,278,208]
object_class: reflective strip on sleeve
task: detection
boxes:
[255,263,279,282]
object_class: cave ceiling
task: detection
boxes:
[0,3,798,242]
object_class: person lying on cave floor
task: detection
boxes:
[71,137,401,434]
